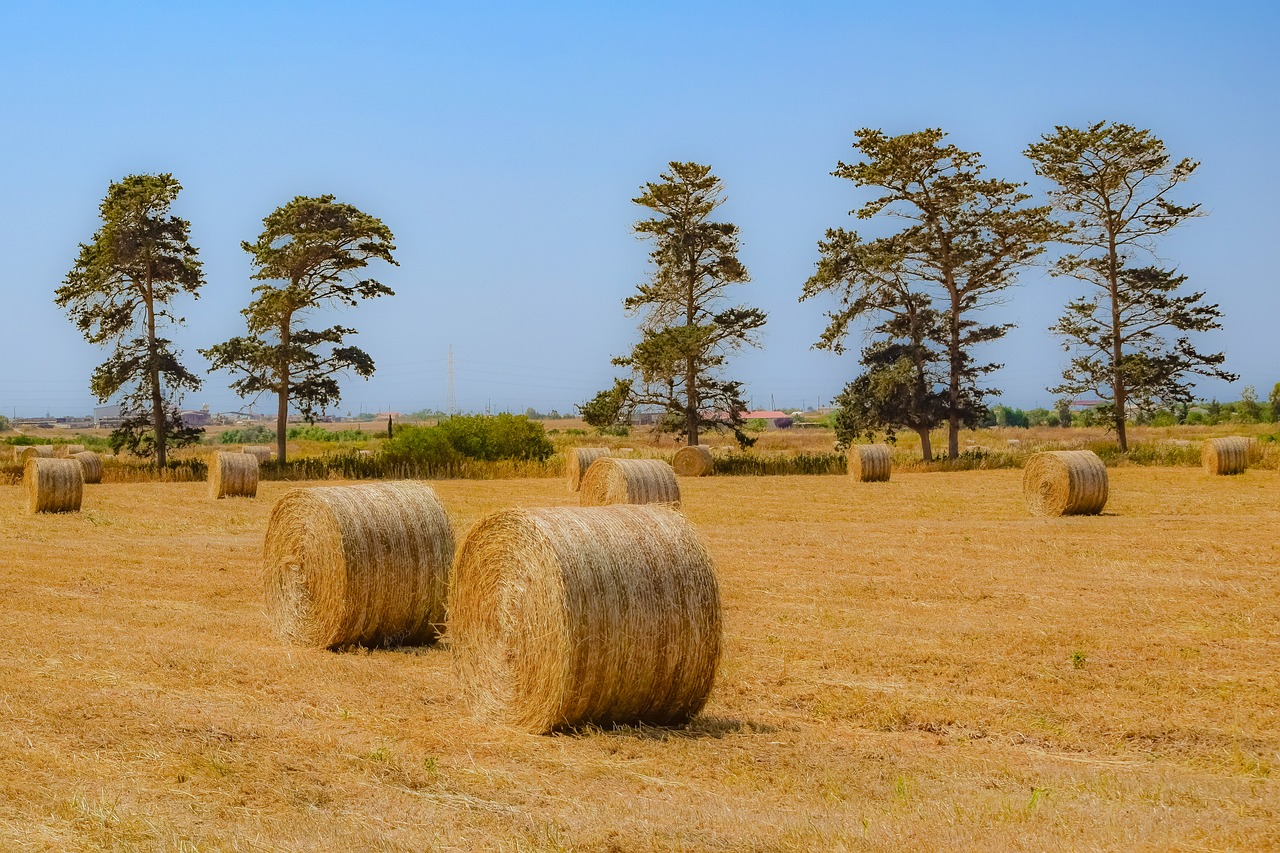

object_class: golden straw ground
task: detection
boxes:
[264,481,455,648]
[1023,449,1108,516]
[0,470,1276,849]
[579,457,680,506]
[449,505,721,733]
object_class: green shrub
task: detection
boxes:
[382,426,463,467]
[382,414,553,465]
[220,425,276,444]
[285,425,369,442]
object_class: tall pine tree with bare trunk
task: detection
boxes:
[57,173,205,466]
[584,162,766,446]
[1026,121,1233,450]
[821,129,1061,459]
[202,195,396,463]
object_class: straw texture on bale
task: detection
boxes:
[1023,450,1108,517]
[242,445,274,464]
[56,444,86,458]
[848,444,891,482]
[566,447,611,492]
[672,444,714,477]
[1202,436,1250,475]
[449,504,721,733]
[72,451,103,484]
[25,457,83,514]
[209,452,259,499]
[579,457,680,507]
[16,446,54,463]
[264,482,455,649]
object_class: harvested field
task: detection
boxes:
[0,469,1276,850]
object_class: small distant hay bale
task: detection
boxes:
[209,451,259,499]
[264,482,455,648]
[357,449,374,457]
[566,447,611,492]
[242,445,274,464]
[16,446,54,463]
[449,504,721,733]
[1023,450,1108,517]
[72,451,103,484]
[25,457,83,514]
[579,457,680,507]
[672,445,714,477]
[56,444,86,458]
[1202,437,1250,475]
[848,444,891,482]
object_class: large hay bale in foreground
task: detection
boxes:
[450,505,721,733]
[672,444,714,477]
[242,445,274,464]
[72,451,103,484]
[580,457,680,507]
[25,457,83,514]
[1023,450,1108,517]
[848,444,891,482]
[566,446,611,492]
[16,446,54,463]
[56,444,86,458]
[264,482,455,648]
[1202,437,1250,475]
[209,452,259,499]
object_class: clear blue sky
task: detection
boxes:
[2,1,1276,417]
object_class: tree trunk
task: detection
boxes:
[685,358,699,446]
[1107,235,1128,452]
[144,269,167,468]
[946,274,961,460]
[277,315,291,464]
[916,427,933,462]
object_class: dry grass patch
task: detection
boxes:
[0,468,1276,849]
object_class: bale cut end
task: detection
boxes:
[449,504,721,733]
[1023,450,1108,517]
[579,457,680,507]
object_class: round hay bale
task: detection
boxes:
[672,444,714,477]
[242,445,274,464]
[357,449,374,457]
[72,451,103,484]
[1202,436,1250,475]
[209,451,259,499]
[848,444,891,482]
[16,446,54,463]
[566,447,611,492]
[1023,450,1108,517]
[579,457,680,507]
[56,444,86,458]
[25,457,83,514]
[449,504,721,733]
[264,482,455,648]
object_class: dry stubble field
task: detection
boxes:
[0,469,1276,851]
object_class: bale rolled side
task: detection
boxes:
[579,457,680,507]
[1023,450,1108,517]
[264,482,455,648]
[449,504,721,733]
[209,452,259,499]
[16,446,54,463]
[848,444,891,482]
[55,444,86,458]
[566,447,611,492]
[25,457,83,514]
[1202,437,1250,475]
[672,445,714,477]
[242,445,274,464]
[72,451,103,484]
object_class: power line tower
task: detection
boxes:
[446,345,457,416]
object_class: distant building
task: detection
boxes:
[94,404,123,428]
